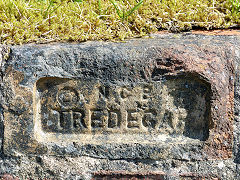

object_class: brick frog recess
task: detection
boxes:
[1,36,234,161]
[35,76,209,141]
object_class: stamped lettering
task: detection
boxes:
[36,77,210,140]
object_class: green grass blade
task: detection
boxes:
[126,0,143,18]
[44,0,54,18]
[49,2,62,15]
[98,0,102,14]
[109,0,123,19]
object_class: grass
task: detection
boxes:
[231,0,240,14]
[0,0,239,44]
[109,0,143,21]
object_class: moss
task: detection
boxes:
[0,0,239,44]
